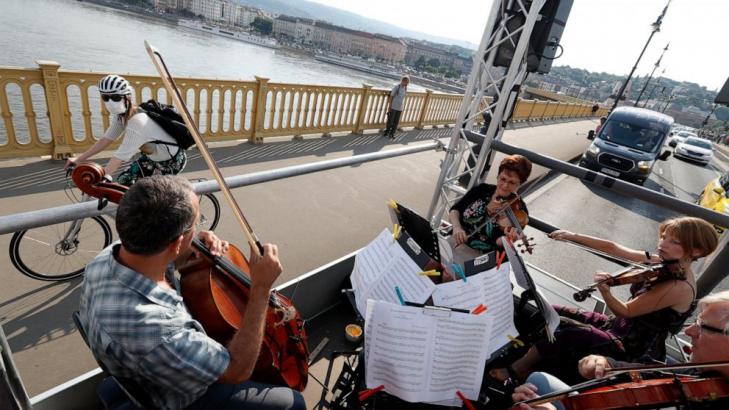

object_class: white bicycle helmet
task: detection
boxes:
[98,74,132,95]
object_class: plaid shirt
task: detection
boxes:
[79,243,230,410]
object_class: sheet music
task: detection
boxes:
[351,229,400,293]
[503,240,560,338]
[431,263,518,354]
[365,300,492,405]
[352,228,436,316]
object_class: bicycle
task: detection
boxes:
[9,170,221,282]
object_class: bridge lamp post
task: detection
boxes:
[611,0,671,113]
[635,43,669,107]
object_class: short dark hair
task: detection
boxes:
[116,176,195,255]
[498,154,532,183]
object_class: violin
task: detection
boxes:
[489,193,535,254]
[514,361,729,410]
[559,375,729,409]
[573,260,681,302]
[72,163,309,391]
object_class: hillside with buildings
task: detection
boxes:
[146,1,728,130]
[527,65,729,129]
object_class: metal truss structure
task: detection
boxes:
[427,0,546,225]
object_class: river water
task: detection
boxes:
[1,0,419,144]
[0,0,405,87]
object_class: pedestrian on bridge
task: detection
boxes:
[384,75,409,139]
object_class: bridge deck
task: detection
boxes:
[0,119,597,398]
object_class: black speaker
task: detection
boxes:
[715,77,729,106]
[492,0,574,74]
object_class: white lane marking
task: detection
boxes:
[658,167,663,176]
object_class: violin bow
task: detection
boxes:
[144,41,264,256]
[552,238,655,270]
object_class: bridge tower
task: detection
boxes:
[426,0,553,224]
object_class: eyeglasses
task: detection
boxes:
[101,94,124,102]
[688,318,726,336]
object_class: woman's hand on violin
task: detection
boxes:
[197,231,229,257]
[511,383,556,410]
[578,355,611,379]
[548,229,575,242]
[505,226,521,243]
[453,226,468,246]
[593,272,612,294]
[249,243,282,290]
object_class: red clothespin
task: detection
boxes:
[456,390,476,410]
[496,250,506,270]
[472,304,488,315]
[359,385,385,401]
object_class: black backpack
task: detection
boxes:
[139,100,196,150]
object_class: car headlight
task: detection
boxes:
[637,160,654,171]
[587,143,600,156]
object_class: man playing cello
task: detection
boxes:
[512,290,729,409]
[78,175,306,410]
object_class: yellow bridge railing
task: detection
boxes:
[0,61,609,160]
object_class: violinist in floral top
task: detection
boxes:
[448,154,532,263]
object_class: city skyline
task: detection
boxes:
[309,0,728,92]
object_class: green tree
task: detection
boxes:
[428,58,441,68]
[251,17,273,35]
[414,56,427,70]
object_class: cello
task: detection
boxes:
[73,38,312,390]
[72,162,309,391]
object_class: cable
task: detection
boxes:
[540,43,564,60]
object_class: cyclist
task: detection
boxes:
[64,74,187,186]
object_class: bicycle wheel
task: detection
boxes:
[198,193,221,232]
[9,216,113,281]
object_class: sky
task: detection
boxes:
[309,0,729,91]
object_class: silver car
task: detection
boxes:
[668,130,697,147]
[673,136,714,166]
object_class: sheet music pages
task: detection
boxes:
[351,228,436,316]
[365,300,493,405]
[502,240,560,338]
[431,263,518,355]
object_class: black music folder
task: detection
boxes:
[388,201,440,263]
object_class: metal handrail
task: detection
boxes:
[0,141,440,235]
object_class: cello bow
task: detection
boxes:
[144,40,264,256]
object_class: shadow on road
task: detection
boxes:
[0,278,82,353]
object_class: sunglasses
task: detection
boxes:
[101,94,125,102]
